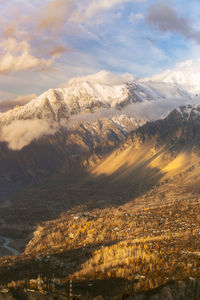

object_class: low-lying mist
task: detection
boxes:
[1,95,199,151]
[0,119,58,151]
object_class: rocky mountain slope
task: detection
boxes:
[0,68,200,255]
[0,115,143,201]
[22,101,200,248]
[0,96,199,297]
[0,69,199,202]
[1,101,199,245]
[0,73,152,202]
[0,84,138,125]
[0,69,197,126]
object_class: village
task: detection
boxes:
[0,189,198,298]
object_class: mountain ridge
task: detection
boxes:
[1,68,200,127]
[1,68,200,206]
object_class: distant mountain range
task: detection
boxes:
[1,69,200,126]
[0,68,200,202]
[143,68,200,92]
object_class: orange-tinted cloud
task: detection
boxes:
[37,0,74,33]
[47,45,70,58]
[0,0,137,75]
[0,93,37,112]
[3,24,16,38]
[0,119,58,150]
[0,38,54,74]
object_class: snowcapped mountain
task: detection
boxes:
[1,69,200,218]
[142,69,200,95]
[135,80,192,101]
[0,72,144,199]
[0,83,141,126]
[0,68,200,156]
[1,69,198,128]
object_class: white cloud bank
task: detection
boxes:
[64,70,136,86]
[0,119,58,150]
[0,39,54,74]
[1,0,146,76]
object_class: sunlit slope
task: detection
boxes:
[90,136,200,191]
[8,105,200,220]
[91,141,157,176]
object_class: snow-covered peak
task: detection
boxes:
[1,68,200,129]
[59,70,138,107]
[0,80,139,126]
[142,69,200,94]
[154,70,200,86]
[64,80,130,107]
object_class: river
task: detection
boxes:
[0,236,20,256]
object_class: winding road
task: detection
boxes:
[0,236,19,256]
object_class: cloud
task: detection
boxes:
[47,45,70,58]
[158,58,200,75]
[121,95,200,121]
[0,119,58,150]
[129,12,144,23]
[36,0,143,29]
[37,0,74,33]
[173,58,200,74]
[0,93,37,112]
[66,108,117,128]
[81,0,131,20]
[146,2,200,44]
[3,24,16,38]
[66,95,200,129]
[0,38,54,74]
[0,89,16,102]
[176,59,193,69]
[71,0,146,23]
[0,0,146,77]
[0,1,74,75]
[63,70,136,86]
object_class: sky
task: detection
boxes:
[1,0,200,102]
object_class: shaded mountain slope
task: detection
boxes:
[4,103,200,241]
[21,103,200,210]
[0,116,140,202]
[0,104,200,297]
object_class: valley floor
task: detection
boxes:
[0,188,199,298]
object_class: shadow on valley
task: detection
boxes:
[0,151,164,249]
[0,155,165,251]
[1,113,198,252]
[0,241,120,284]
[4,160,164,218]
